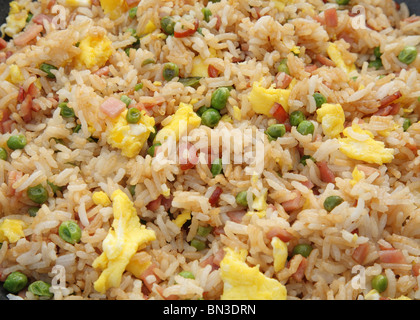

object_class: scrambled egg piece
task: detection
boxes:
[271,237,288,272]
[107,109,155,158]
[364,289,380,300]
[220,248,287,300]
[66,0,91,6]
[233,106,242,121]
[7,64,24,85]
[248,80,294,116]
[350,167,365,186]
[316,103,345,138]
[247,190,267,218]
[339,124,394,165]
[92,190,156,294]
[4,1,28,38]
[126,254,152,279]
[92,191,111,206]
[141,20,157,36]
[191,49,217,78]
[174,210,191,228]
[0,219,25,243]
[154,103,201,144]
[99,0,128,20]
[271,0,294,11]
[327,43,356,75]
[76,34,113,69]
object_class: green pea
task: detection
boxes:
[313,92,327,108]
[336,0,349,5]
[147,142,161,157]
[398,46,418,65]
[266,124,286,139]
[129,7,137,19]
[403,118,412,132]
[27,185,48,204]
[211,87,230,111]
[120,95,132,107]
[323,195,344,212]
[190,239,206,251]
[7,134,27,150]
[28,207,40,217]
[126,107,141,124]
[289,110,306,127]
[58,102,75,118]
[28,280,53,298]
[179,77,201,88]
[300,155,316,166]
[162,62,179,81]
[374,46,382,58]
[371,274,388,293]
[39,63,58,79]
[197,226,213,237]
[0,147,7,161]
[202,8,212,22]
[3,271,28,294]
[179,271,195,279]
[196,106,208,117]
[201,108,221,128]
[211,158,223,177]
[277,59,290,75]
[368,58,383,70]
[292,244,313,258]
[235,190,248,207]
[134,83,143,91]
[161,16,176,35]
[297,120,314,135]
[58,220,82,244]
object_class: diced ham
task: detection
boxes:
[32,14,53,25]
[301,180,314,189]
[0,38,7,50]
[324,8,338,28]
[161,195,173,212]
[100,97,126,118]
[379,91,402,108]
[212,249,225,267]
[275,72,293,89]
[125,0,141,7]
[174,19,199,38]
[213,226,225,236]
[139,263,161,292]
[179,142,198,170]
[281,190,304,213]
[266,227,294,242]
[209,187,223,207]
[292,257,308,282]
[1,120,14,134]
[379,249,407,264]
[93,66,110,77]
[215,15,222,31]
[199,249,225,271]
[7,171,23,197]
[20,94,33,123]
[226,210,246,223]
[374,102,400,116]
[412,263,420,277]
[316,54,336,67]
[146,196,162,211]
[356,164,379,177]
[317,161,336,183]
[352,242,369,265]
[14,24,44,47]
[304,64,318,73]
[270,103,289,123]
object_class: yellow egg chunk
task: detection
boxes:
[338,124,394,165]
[220,248,287,300]
[142,20,157,36]
[92,191,111,206]
[233,106,242,121]
[4,1,28,38]
[0,219,25,243]
[7,64,25,85]
[99,0,128,20]
[350,167,365,186]
[316,103,345,138]
[77,34,113,69]
[107,109,155,158]
[126,256,152,279]
[271,237,288,272]
[92,190,156,294]
[65,0,91,6]
[248,80,292,116]
[327,43,356,75]
[154,103,201,144]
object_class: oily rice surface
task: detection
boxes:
[0,0,419,300]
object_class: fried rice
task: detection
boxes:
[0,0,420,300]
